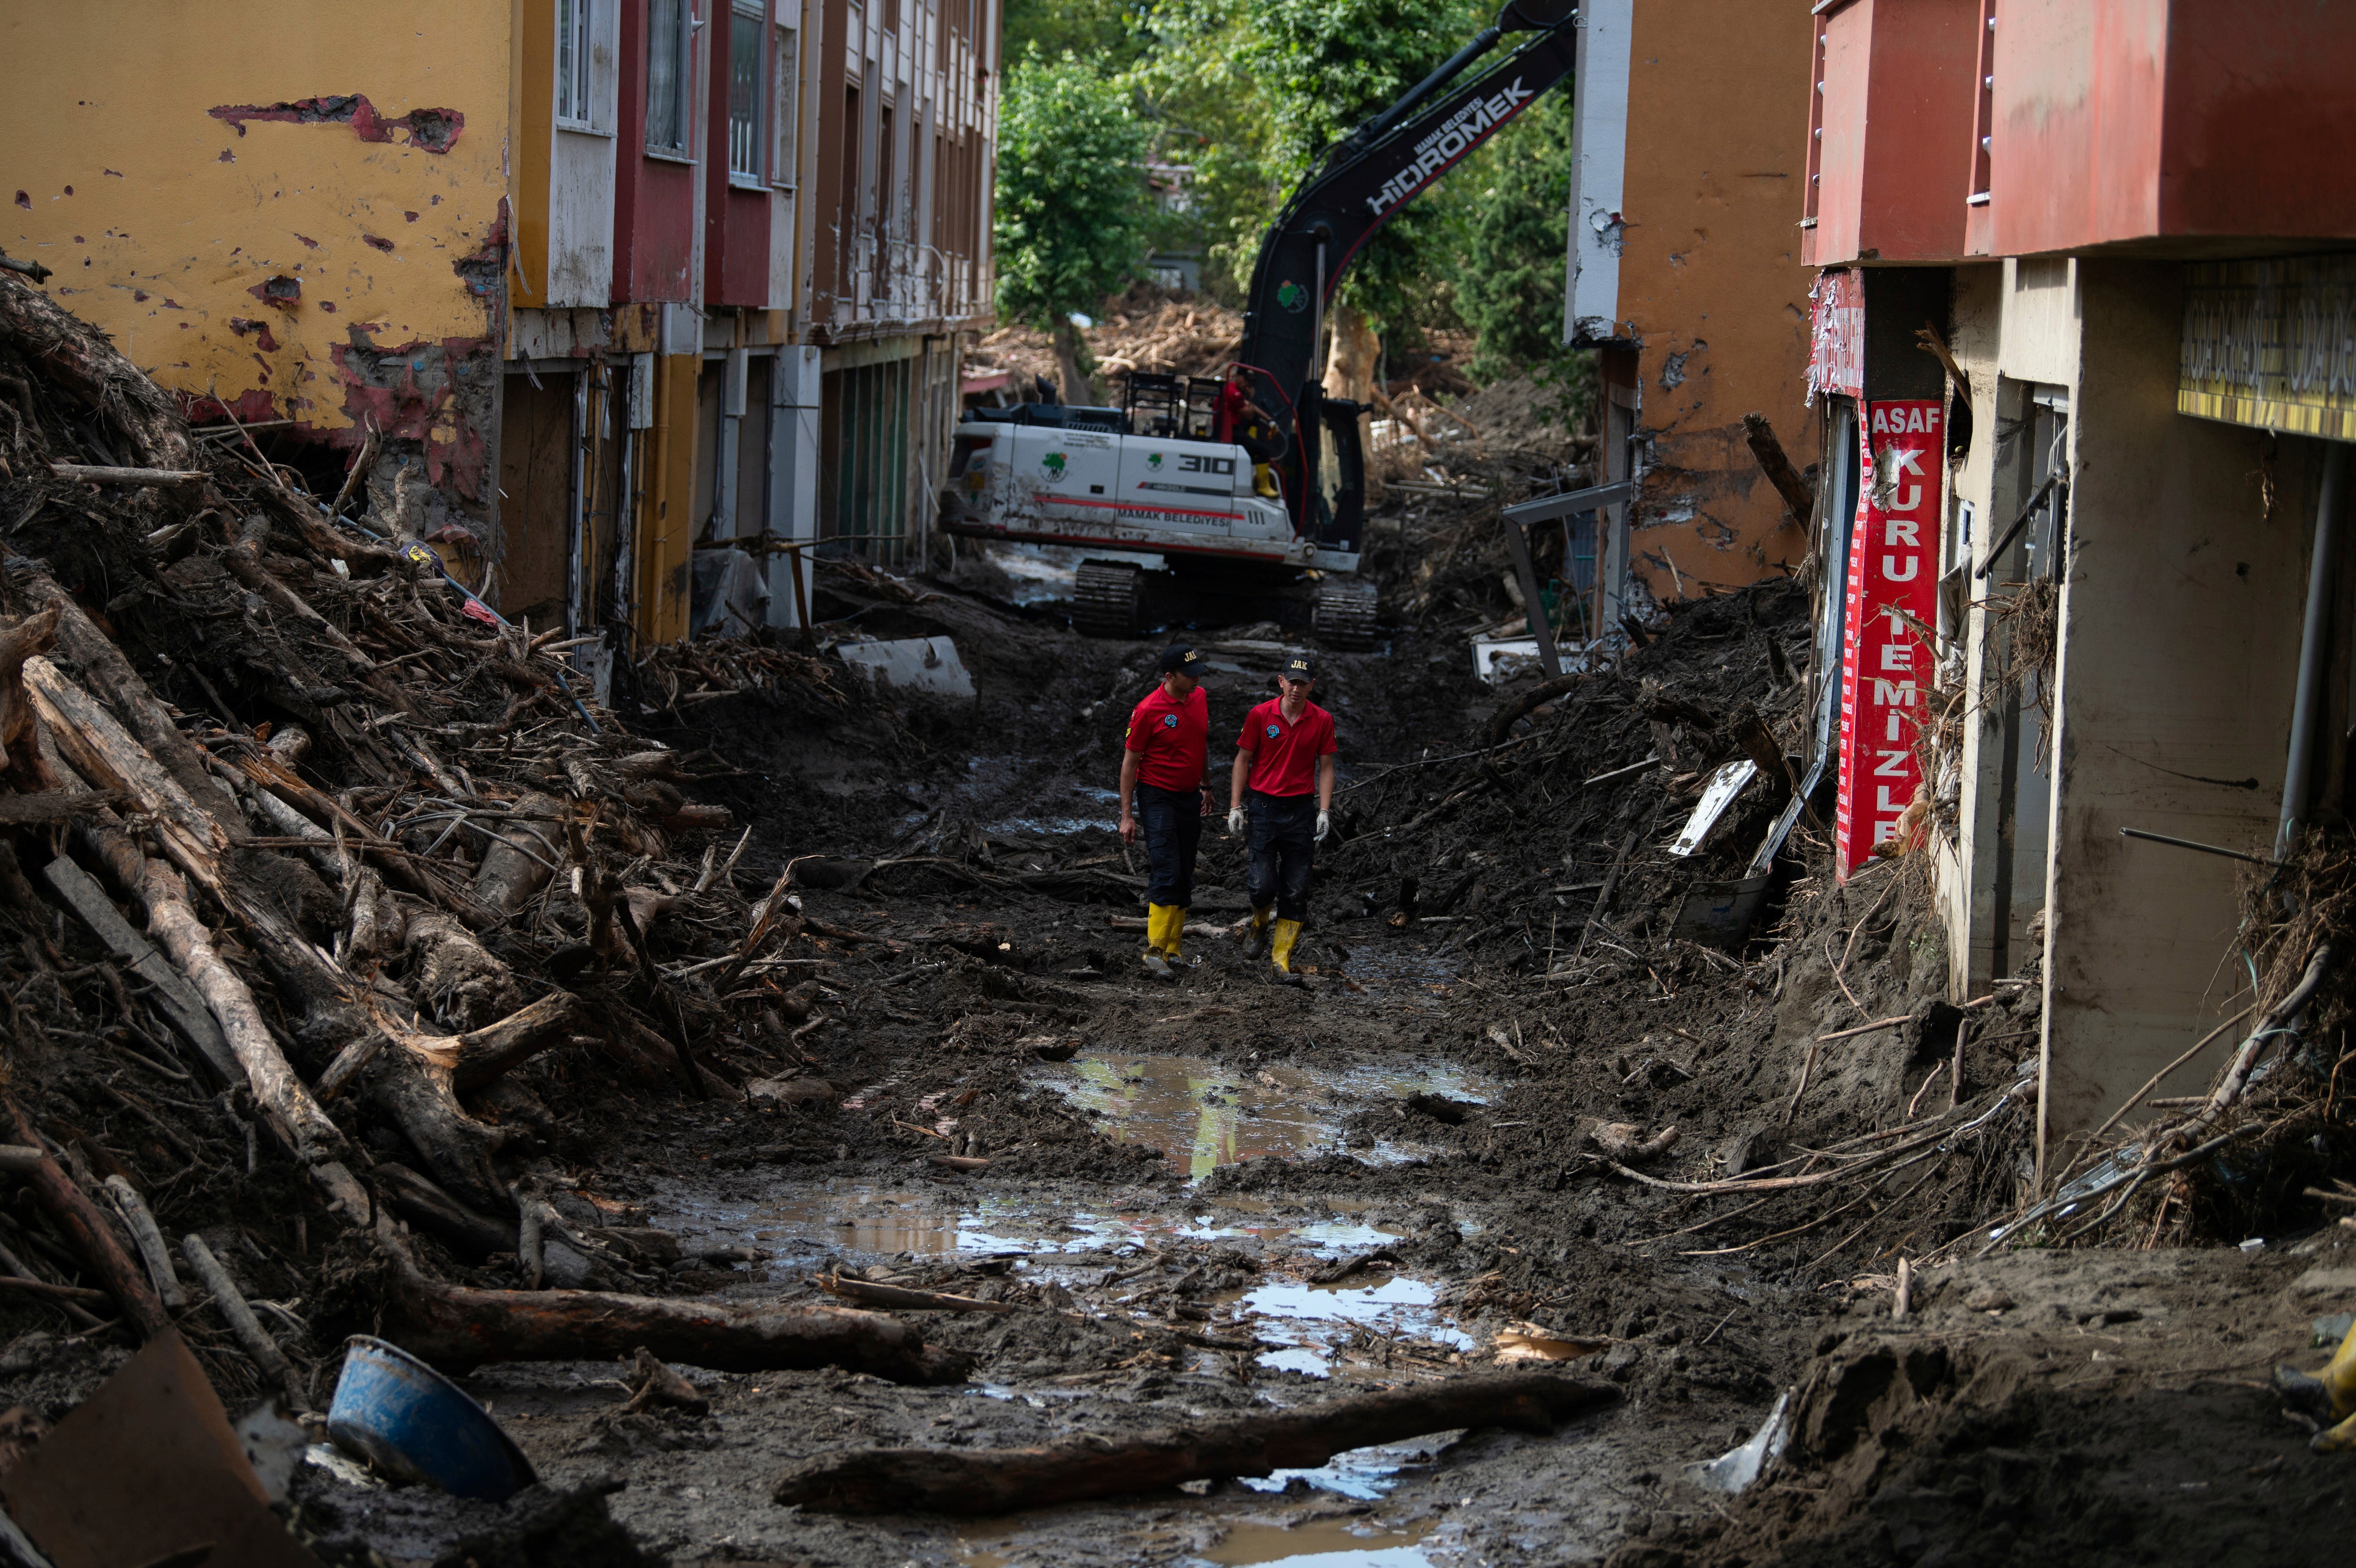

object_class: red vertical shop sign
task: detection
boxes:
[1835,399,1943,878]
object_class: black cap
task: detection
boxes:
[1159,645,1210,676]
[1281,653,1318,682]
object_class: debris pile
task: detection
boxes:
[0,276,973,1476]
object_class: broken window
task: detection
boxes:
[557,0,595,129]
[773,22,801,188]
[729,2,766,186]
[646,0,692,158]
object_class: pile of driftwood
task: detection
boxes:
[0,275,968,1397]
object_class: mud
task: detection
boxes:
[3,530,2344,1567]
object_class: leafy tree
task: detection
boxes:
[994,49,1153,400]
[1003,0,1153,74]
[1451,86,1587,420]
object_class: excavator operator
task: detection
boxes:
[1213,367,1284,500]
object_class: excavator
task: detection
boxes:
[938,0,1580,644]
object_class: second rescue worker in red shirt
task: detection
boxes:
[1119,645,1215,979]
[1226,654,1336,981]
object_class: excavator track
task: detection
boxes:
[1311,578,1379,649]
[1073,559,1145,638]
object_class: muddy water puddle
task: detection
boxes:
[650,1183,1424,1269]
[1055,1054,1493,1181]
[1238,1276,1476,1380]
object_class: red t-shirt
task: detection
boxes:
[1238,698,1336,797]
[1125,683,1209,793]
[1213,381,1250,443]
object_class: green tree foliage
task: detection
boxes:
[994,49,1153,393]
[1003,0,1152,74]
[1451,87,1584,394]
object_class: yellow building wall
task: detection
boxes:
[0,1,515,509]
[640,354,701,646]
[1618,0,1820,597]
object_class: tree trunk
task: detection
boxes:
[1051,317,1097,406]
[0,274,192,469]
[376,1217,969,1383]
[774,1372,1618,1514]
[1324,304,1380,405]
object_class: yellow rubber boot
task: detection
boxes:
[2281,1317,2356,1428]
[1141,904,1177,978]
[2315,1408,2356,1454]
[1166,907,1189,964]
[1243,905,1273,959]
[1269,917,1304,984]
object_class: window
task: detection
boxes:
[729,3,766,185]
[557,0,595,128]
[646,0,691,157]
[772,23,801,188]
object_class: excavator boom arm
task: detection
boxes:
[1234,6,1580,431]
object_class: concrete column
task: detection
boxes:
[2034,260,2312,1171]
[768,343,822,627]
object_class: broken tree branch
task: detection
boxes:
[774,1372,1618,1514]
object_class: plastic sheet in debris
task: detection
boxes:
[836,635,976,697]
[1472,636,1588,686]
[1683,1388,1792,1494]
[1669,759,1760,857]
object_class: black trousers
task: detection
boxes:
[1246,789,1316,922]
[1135,783,1202,908]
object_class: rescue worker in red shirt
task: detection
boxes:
[1119,644,1215,979]
[1226,653,1336,981]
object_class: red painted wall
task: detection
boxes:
[612,0,698,304]
[704,15,774,314]
[1983,0,2356,256]
[2160,2,2356,239]
[1803,0,1979,266]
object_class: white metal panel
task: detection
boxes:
[1565,0,1633,347]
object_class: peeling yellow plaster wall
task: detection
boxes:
[0,2,515,488]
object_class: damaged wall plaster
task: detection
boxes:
[0,4,513,529]
[1613,0,1821,599]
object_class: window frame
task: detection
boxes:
[772,18,802,191]
[645,0,694,162]
[556,0,595,129]
[727,0,769,189]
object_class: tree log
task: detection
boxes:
[403,910,526,1029]
[1486,672,1584,745]
[372,1161,519,1262]
[376,1217,969,1383]
[0,273,193,469]
[102,1176,186,1311]
[48,462,207,487]
[819,1275,1016,1314]
[1741,412,1816,529]
[2,1097,169,1339]
[0,605,60,791]
[470,791,565,915]
[181,1232,303,1406]
[41,855,238,1085]
[774,1371,1618,1514]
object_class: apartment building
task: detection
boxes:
[1562,0,1822,632]
[1,0,999,660]
[1796,0,2356,1174]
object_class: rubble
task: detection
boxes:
[0,273,2345,1566]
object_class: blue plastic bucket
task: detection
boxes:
[326,1336,539,1502]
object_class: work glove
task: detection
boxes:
[1227,807,1245,836]
[1315,811,1331,842]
